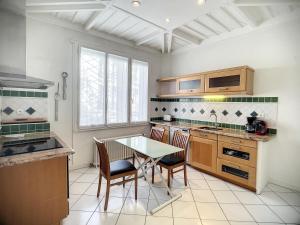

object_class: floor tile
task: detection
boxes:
[220,203,254,221]
[69,172,83,182]
[116,214,145,225]
[72,168,89,173]
[267,183,293,193]
[62,211,93,225]
[145,216,173,225]
[269,205,300,223]
[207,180,230,191]
[147,200,173,217]
[109,185,130,198]
[192,189,216,202]
[174,188,194,201]
[71,195,102,212]
[76,173,98,183]
[245,205,282,223]
[202,220,230,225]
[188,172,205,180]
[121,198,148,215]
[173,218,202,225]
[189,179,210,189]
[258,192,288,205]
[149,187,170,201]
[127,186,149,199]
[213,191,239,203]
[172,178,187,189]
[203,173,220,181]
[85,168,99,174]
[87,212,119,225]
[276,192,300,206]
[85,183,101,196]
[172,201,199,218]
[229,222,257,225]
[68,194,82,208]
[70,182,91,195]
[227,183,249,192]
[97,197,125,213]
[196,202,226,220]
[234,191,264,205]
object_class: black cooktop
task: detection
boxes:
[0,137,63,157]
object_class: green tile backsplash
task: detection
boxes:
[150,96,278,103]
[0,89,48,98]
[1,122,50,135]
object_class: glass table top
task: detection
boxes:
[115,136,183,159]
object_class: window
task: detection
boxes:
[131,60,148,122]
[79,48,105,128]
[107,54,128,124]
[78,47,149,129]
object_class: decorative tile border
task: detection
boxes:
[150,97,278,103]
[1,122,50,135]
[150,117,277,135]
[0,89,48,98]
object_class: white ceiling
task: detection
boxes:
[26,0,300,53]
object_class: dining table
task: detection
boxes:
[115,135,184,214]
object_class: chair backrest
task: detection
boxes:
[172,131,190,160]
[150,126,165,142]
[93,137,110,177]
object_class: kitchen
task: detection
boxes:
[0,0,300,225]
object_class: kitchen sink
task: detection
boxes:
[198,126,223,131]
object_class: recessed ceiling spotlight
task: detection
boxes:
[197,0,205,5]
[132,0,141,7]
[165,18,170,23]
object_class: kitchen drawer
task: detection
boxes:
[190,130,217,140]
[217,158,256,188]
[218,142,257,167]
[218,135,257,148]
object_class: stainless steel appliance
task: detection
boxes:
[0,0,54,89]
[163,114,172,122]
[245,116,256,133]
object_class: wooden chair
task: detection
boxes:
[152,131,190,187]
[94,137,138,211]
[132,126,165,183]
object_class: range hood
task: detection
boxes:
[0,72,54,89]
[0,0,54,90]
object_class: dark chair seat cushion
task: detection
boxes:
[110,160,136,176]
[159,155,184,166]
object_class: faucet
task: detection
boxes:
[210,112,218,128]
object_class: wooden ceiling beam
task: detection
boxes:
[234,0,300,6]
[84,11,102,30]
[228,4,258,27]
[207,14,231,32]
[26,0,111,6]
[167,33,173,53]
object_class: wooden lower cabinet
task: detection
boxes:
[0,156,69,225]
[217,158,256,188]
[189,136,217,173]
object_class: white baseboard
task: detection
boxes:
[268,178,300,192]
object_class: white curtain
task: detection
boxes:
[79,47,106,127]
[107,54,129,124]
[131,60,148,122]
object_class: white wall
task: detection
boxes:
[26,18,161,169]
[161,18,300,191]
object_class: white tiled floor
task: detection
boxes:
[64,165,300,225]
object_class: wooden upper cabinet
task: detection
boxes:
[204,66,254,94]
[176,75,204,94]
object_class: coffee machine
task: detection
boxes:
[245,116,256,133]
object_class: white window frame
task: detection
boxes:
[76,44,149,131]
